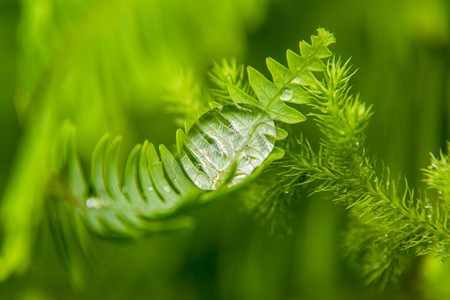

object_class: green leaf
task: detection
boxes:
[227,84,262,108]
[286,49,304,71]
[180,103,276,190]
[247,67,306,123]
[286,50,316,85]
[276,127,288,140]
[247,67,278,107]
[123,144,145,206]
[286,86,311,104]
[159,144,198,197]
[312,28,336,58]
[266,57,292,87]
[266,100,306,124]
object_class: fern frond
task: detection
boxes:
[49,122,205,280]
[39,27,450,291]
[50,125,201,241]
[50,100,282,273]
[228,28,335,125]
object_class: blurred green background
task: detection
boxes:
[0,0,449,299]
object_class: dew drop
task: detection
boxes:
[148,186,154,192]
[122,187,128,193]
[181,103,275,190]
[280,89,294,101]
[428,214,433,219]
[291,76,302,85]
[86,197,102,209]
[439,190,444,195]
[355,141,361,147]
[163,186,171,192]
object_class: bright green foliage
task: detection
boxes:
[50,123,218,237]
[2,19,450,295]
[49,123,200,282]
[303,58,450,286]
[209,58,253,104]
[162,69,210,127]
[243,49,450,287]
[43,32,326,278]
[424,143,450,205]
[242,139,310,236]
[228,28,335,124]
[0,0,271,283]
[51,126,202,238]
[48,102,284,281]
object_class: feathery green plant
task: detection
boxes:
[225,29,450,287]
[47,103,284,282]
[3,27,449,292]
[0,0,272,283]
[42,29,337,282]
[209,58,254,104]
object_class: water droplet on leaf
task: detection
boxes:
[280,89,294,101]
[181,103,275,190]
[291,76,302,84]
[86,197,102,209]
